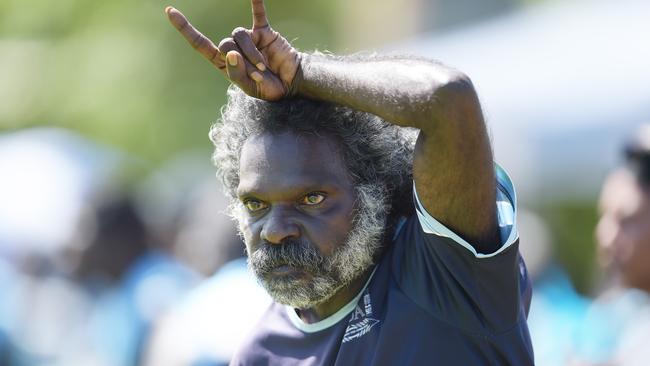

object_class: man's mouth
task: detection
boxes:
[269,264,313,280]
[272,264,300,274]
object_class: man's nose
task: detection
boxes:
[260,207,300,244]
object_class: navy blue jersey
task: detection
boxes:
[230,166,533,365]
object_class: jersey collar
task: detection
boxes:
[285,267,377,333]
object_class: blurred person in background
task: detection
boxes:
[579,123,650,366]
[139,158,271,366]
[134,153,245,278]
[0,128,118,365]
[518,210,591,366]
[143,256,271,366]
[597,124,650,292]
[164,0,533,364]
[72,190,200,366]
[562,123,650,366]
[0,128,200,365]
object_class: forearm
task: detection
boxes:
[295,52,471,131]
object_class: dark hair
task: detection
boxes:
[624,125,650,187]
[625,147,650,186]
[210,85,416,217]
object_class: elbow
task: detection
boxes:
[437,71,477,105]
[412,70,484,134]
[396,68,482,131]
[421,71,483,130]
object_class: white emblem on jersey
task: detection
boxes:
[342,291,380,343]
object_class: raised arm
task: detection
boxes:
[298,55,498,252]
[166,1,499,252]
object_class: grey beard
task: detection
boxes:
[244,183,389,309]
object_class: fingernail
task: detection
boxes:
[227,53,238,66]
[251,71,264,82]
[164,6,174,14]
[256,62,266,72]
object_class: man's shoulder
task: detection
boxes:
[385,203,529,333]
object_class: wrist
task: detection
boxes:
[288,52,307,98]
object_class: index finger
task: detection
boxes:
[251,0,269,29]
[165,7,224,68]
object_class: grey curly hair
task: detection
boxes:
[210,85,417,220]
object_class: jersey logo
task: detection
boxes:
[342,293,380,343]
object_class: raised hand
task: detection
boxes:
[165,0,301,101]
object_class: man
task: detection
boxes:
[587,124,650,366]
[165,1,533,364]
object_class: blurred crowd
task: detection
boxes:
[0,128,269,366]
[1,124,650,366]
[524,124,650,366]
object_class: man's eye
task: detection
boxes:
[302,193,326,206]
[244,199,267,212]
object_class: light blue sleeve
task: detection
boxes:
[413,163,518,258]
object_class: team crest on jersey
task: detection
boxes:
[342,292,380,343]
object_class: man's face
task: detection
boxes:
[597,169,650,291]
[236,131,384,308]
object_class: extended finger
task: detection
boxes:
[232,27,266,72]
[165,7,224,69]
[251,0,269,29]
[225,51,259,96]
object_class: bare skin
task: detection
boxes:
[166,0,498,321]
[597,169,650,292]
[238,132,372,323]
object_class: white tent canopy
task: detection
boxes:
[394,0,650,203]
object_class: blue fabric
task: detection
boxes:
[414,163,518,258]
